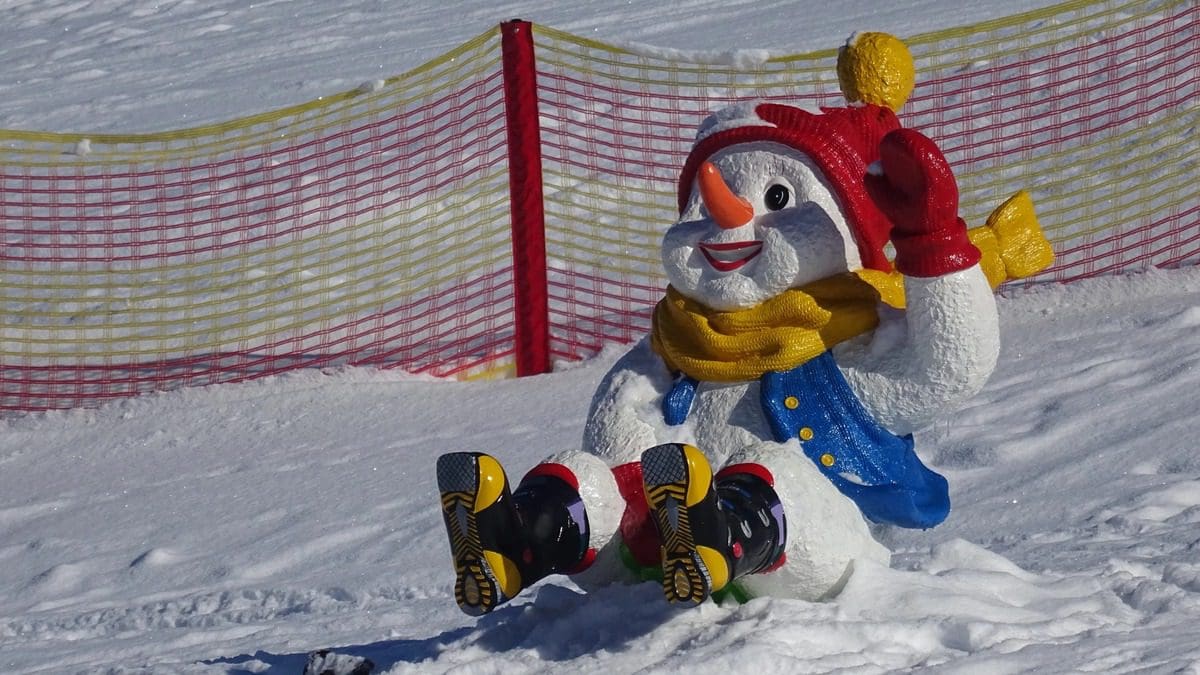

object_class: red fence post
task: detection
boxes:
[500,20,551,377]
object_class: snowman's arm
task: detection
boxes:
[837,264,998,435]
[840,127,1001,435]
[582,337,681,465]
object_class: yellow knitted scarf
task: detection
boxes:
[650,272,901,382]
[649,190,1055,382]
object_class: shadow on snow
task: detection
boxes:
[202,581,677,672]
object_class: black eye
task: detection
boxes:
[764,184,791,211]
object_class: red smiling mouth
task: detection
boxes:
[699,241,763,272]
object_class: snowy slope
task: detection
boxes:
[3,268,1200,673]
[3,0,1200,673]
[1,0,1064,132]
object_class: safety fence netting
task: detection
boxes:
[1,0,1196,411]
[1,31,514,410]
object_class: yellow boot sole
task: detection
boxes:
[437,452,522,615]
[641,443,730,605]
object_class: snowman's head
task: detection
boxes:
[662,102,900,311]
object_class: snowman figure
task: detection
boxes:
[435,33,1052,613]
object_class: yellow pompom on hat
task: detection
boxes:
[837,31,916,111]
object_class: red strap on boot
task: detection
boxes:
[716,462,776,486]
[521,461,580,491]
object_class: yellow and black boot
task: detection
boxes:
[641,443,786,605]
[436,452,593,616]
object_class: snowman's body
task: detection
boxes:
[584,274,999,467]
[434,35,1049,616]
[554,105,1001,601]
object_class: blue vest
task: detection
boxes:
[663,352,949,529]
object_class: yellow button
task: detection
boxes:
[820,453,835,467]
[799,427,814,441]
[784,396,800,410]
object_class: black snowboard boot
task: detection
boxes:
[436,452,592,615]
[641,443,786,605]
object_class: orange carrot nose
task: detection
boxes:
[698,161,754,230]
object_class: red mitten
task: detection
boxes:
[865,128,981,277]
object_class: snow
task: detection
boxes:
[0,0,1066,133]
[3,0,1199,673]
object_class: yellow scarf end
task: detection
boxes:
[968,190,1056,288]
[857,190,1054,308]
[854,269,906,309]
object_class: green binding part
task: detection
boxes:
[618,543,752,605]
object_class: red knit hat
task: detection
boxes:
[677,102,901,272]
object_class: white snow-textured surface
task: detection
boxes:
[3,0,1200,673]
